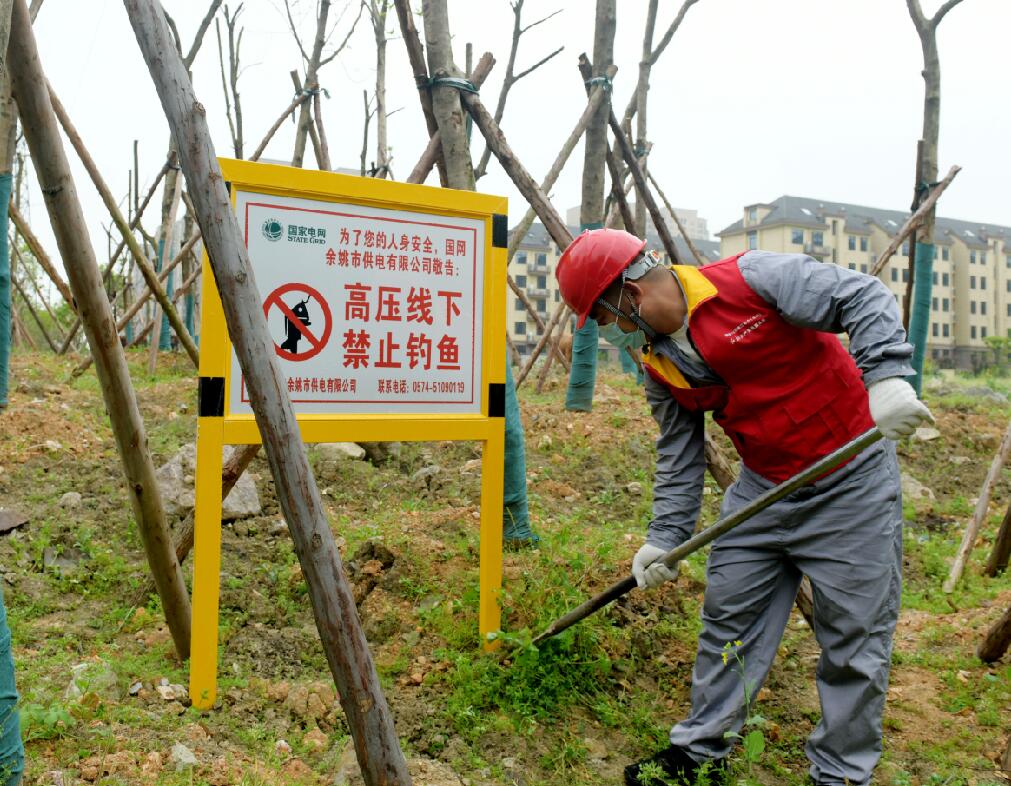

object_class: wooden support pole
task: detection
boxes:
[8,0,192,658]
[7,202,74,309]
[392,0,447,186]
[977,602,1011,663]
[944,419,1011,592]
[249,92,310,163]
[133,443,260,605]
[984,501,1011,577]
[121,3,411,782]
[288,71,324,170]
[46,84,199,368]
[870,165,961,278]
[11,241,66,339]
[516,301,567,387]
[147,169,182,372]
[11,273,57,352]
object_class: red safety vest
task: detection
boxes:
[641,254,874,483]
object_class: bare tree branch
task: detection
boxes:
[512,44,563,82]
[318,2,364,66]
[183,0,224,68]
[519,7,561,34]
[284,0,310,61]
[931,0,966,28]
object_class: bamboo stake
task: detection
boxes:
[7,202,74,308]
[647,170,706,266]
[11,273,57,351]
[147,169,182,372]
[121,3,411,781]
[984,501,1011,577]
[516,301,567,387]
[8,0,192,657]
[944,419,1011,593]
[70,231,199,379]
[10,241,66,339]
[46,85,199,367]
[249,91,310,163]
[11,307,35,350]
[869,164,961,277]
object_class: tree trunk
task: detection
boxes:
[984,500,1011,577]
[121,3,412,782]
[372,1,389,177]
[148,166,182,371]
[634,0,658,237]
[977,602,1011,663]
[291,0,330,168]
[8,0,192,657]
[0,0,15,410]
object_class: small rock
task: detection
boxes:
[901,472,935,502]
[950,455,971,465]
[266,680,290,702]
[583,737,609,760]
[59,492,83,509]
[625,481,643,494]
[44,546,86,575]
[275,739,292,756]
[408,671,424,686]
[44,440,62,452]
[317,442,367,461]
[411,465,441,484]
[912,427,941,442]
[537,434,553,450]
[156,683,187,701]
[128,681,143,696]
[268,519,288,536]
[418,594,443,612]
[165,700,187,716]
[170,742,197,772]
[964,386,1008,403]
[303,726,328,751]
[140,750,162,777]
[285,684,310,717]
[306,691,327,720]
[65,661,119,702]
[156,444,260,520]
[282,759,313,779]
[42,772,65,786]
[501,757,517,770]
[460,458,483,474]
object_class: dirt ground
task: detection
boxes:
[0,350,1009,786]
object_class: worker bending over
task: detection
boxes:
[555,230,933,786]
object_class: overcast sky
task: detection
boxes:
[18,0,1011,275]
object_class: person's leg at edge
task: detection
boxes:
[0,584,23,786]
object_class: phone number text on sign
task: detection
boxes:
[230,191,486,416]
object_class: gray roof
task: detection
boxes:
[509,222,722,264]
[717,195,1010,249]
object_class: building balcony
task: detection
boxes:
[804,242,829,257]
[527,263,550,274]
[526,288,549,298]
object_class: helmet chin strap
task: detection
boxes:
[594,296,659,341]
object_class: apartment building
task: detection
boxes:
[508,222,720,356]
[717,196,1011,370]
[565,205,710,242]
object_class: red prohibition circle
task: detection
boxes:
[262,282,333,362]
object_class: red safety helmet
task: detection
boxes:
[555,229,646,329]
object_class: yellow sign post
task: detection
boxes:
[190,159,507,710]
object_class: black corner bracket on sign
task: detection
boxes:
[488,382,505,418]
[492,214,508,249]
[198,377,226,418]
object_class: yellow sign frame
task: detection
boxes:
[190,159,507,710]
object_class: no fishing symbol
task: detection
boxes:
[263,282,332,362]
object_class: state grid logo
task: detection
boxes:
[261,218,284,242]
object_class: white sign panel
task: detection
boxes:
[228,190,486,415]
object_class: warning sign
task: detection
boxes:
[230,190,486,415]
[263,282,332,362]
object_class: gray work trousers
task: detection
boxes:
[669,441,903,785]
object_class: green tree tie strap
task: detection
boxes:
[0,584,23,784]
[503,358,537,545]
[565,222,603,411]
[907,241,935,396]
[0,173,11,410]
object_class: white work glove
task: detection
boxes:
[867,377,934,440]
[632,544,679,590]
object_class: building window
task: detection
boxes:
[942,272,950,286]
[849,263,857,271]
[981,252,987,264]
[942,298,950,312]
[971,251,977,264]
[747,230,757,250]
[971,326,977,339]
[981,301,987,315]
[515,321,526,335]
[1007,280,1011,293]
[748,207,757,223]
[932,297,938,310]
[943,323,950,337]
[902,268,909,283]
[981,276,987,290]
[860,236,868,252]
[932,272,938,285]
[932,323,939,337]
[831,220,838,236]
[536,253,547,266]
[901,242,909,256]
[516,252,527,265]
[860,264,868,273]
[971,301,977,314]
[891,268,898,282]
[537,275,547,289]
[848,235,856,251]
[1007,303,1011,317]
[812,231,824,246]
[982,327,988,338]
[554,290,560,302]
[1006,254,1011,268]
[514,298,523,310]
[536,299,547,313]
[515,274,527,288]
[941,246,949,261]
[791,229,804,245]
[971,276,976,289]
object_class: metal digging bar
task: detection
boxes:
[531,427,883,646]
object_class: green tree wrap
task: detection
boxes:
[618,346,643,382]
[907,241,935,396]
[0,584,23,784]
[0,174,11,409]
[157,237,173,350]
[564,221,603,412]
[503,358,536,543]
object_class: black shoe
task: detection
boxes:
[623,745,723,785]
